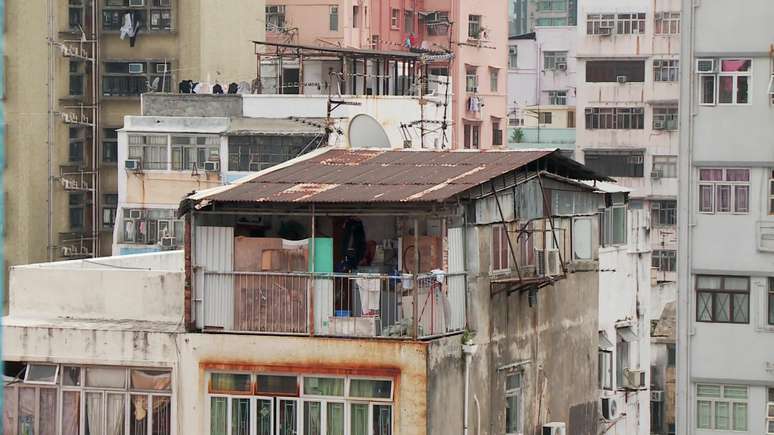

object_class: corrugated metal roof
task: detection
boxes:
[197,148,582,204]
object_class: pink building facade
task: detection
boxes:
[264,0,508,149]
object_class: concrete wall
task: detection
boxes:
[426,336,465,435]
[142,94,243,117]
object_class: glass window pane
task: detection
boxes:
[107,393,126,435]
[256,375,298,395]
[715,401,730,429]
[210,373,251,394]
[210,397,227,435]
[697,292,713,321]
[131,369,172,391]
[26,364,58,383]
[278,399,298,435]
[718,76,733,103]
[152,396,171,435]
[232,398,251,435]
[734,186,749,212]
[86,392,104,435]
[256,399,273,435]
[506,394,520,432]
[697,384,722,398]
[130,395,148,435]
[506,373,522,390]
[373,404,392,435]
[724,277,748,291]
[303,377,345,396]
[723,385,748,399]
[62,391,81,435]
[86,367,126,388]
[304,401,322,435]
[350,379,392,399]
[714,293,731,322]
[732,293,749,323]
[350,403,369,435]
[63,366,81,386]
[327,403,345,435]
[697,276,721,289]
[697,400,712,429]
[733,403,747,431]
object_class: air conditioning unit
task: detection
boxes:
[125,159,141,171]
[557,62,567,71]
[651,390,664,402]
[128,63,145,74]
[128,0,144,6]
[696,58,716,73]
[536,249,561,276]
[616,75,628,84]
[155,63,168,74]
[598,26,613,36]
[129,209,144,219]
[601,397,619,420]
[623,368,646,390]
[160,236,176,248]
[266,5,285,13]
[203,161,220,172]
[651,169,663,179]
[542,422,566,435]
[653,119,666,130]
[157,0,171,6]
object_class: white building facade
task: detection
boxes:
[677,2,774,435]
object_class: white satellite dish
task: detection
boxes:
[347,113,391,149]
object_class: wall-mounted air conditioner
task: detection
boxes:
[542,422,566,435]
[651,169,663,179]
[598,26,613,36]
[653,119,666,130]
[623,368,646,390]
[601,397,618,420]
[617,75,628,84]
[160,237,176,248]
[128,63,145,74]
[129,0,144,6]
[129,209,145,220]
[557,62,567,71]
[696,58,716,73]
[651,390,664,402]
[203,161,220,172]
[125,159,141,171]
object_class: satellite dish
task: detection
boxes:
[347,113,391,149]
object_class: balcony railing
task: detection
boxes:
[200,271,467,339]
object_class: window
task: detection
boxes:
[492,118,503,146]
[68,0,84,31]
[490,68,499,92]
[617,13,646,34]
[69,61,84,96]
[266,5,286,31]
[584,107,644,129]
[4,364,171,435]
[103,128,118,163]
[103,61,171,96]
[697,384,748,431]
[667,344,676,368]
[69,193,85,230]
[68,127,85,163]
[599,350,613,389]
[601,204,627,246]
[468,14,481,39]
[538,112,552,124]
[652,250,676,272]
[466,69,478,92]
[547,91,567,105]
[770,170,774,214]
[769,278,774,326]
[586,150,643,177]
[652,156,677,179]
[463,123,480,149]
[404,10,414,33]
[567,110,575,128]
[654,12,680,35]
[103,194,118,230]
[508,46,518,69]
[128,134,168,169]
[586,14,615,35]
[696,275,750,324]
[699,58,752,105]
[171,135,220,171]
[352,5,359,28]
[654,59,679,82]
[505,372,523,435]
[698,168,749,214]
[543,51,567,71]
[329,6,338,31]
[103,0,173,32]
[573,217,593,260]
[767,387,774,435]
[536,17,568,26]
[209,373,392,435]
[123,208,183,246]
[615,331,631,389]
[651,200,676,226]
[228,135,321,172]
[492,225,510,272]
[653,106,678,130]
[537,0,566,11]
[585,60,645,83]
[390,9,400,29]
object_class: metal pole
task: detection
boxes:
[309,204,315,335]
[413,218,420,339]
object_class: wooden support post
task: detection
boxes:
[298,49,305,95]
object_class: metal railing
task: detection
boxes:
[200,271,467,339]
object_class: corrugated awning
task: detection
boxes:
[226,117,326,136]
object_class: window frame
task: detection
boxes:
[695,275,750,324]
[491,224,510,272]
[265,4,287,32]
[652,156,678,179]
[468,14,482,39]
[653,106,679,131]
[547,91,567,106]
[465,69,478,93]
[696,384,748,431]
[654,59,679,82]
[102,128,119,164]
[329,5,339,31]
[600,203,627,247]
[718,58,752,106]
[543,51,568,71]
[654,12,680,35]
[697,168,750,215]
[102,0,174,32]
[489,68,499,93]
[586,13,614,35]
[390,8,400,30]
[584,107,644,130]
[598,350,613,390]
[508,46,518,70]
[652,249,676,273]
[538,111,552,125]
[768,278,774,327]
[769,169,774,215]
[102,60,172,97]
[616,13,646,35]
[102,193,118,230]
[504,372,524,435]
[585,150,644,178]
[651,199,677,226]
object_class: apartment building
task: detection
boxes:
[263,0,508,150]
[3,0,264,278]
[677,3,774,435]
[4,147,616,434]
[507,26,577,156]
[509,0,578,38]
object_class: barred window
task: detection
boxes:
[653,106,678,130]
[654,12,680,35]
[585,150,644,177]
[617,13,646,34]
[584,107,644,129]
[654,59,679,82]
[586,14,614,34]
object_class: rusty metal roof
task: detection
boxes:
[195,148,609,205]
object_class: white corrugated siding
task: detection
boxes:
[447,227,466,331]
[194,226,234,330]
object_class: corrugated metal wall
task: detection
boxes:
[447,227,466,331]
[194,226,234,330]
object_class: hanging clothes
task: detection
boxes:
[178,80,192,94]
[212,83,224,94]
[193,82,212,94]
[468,96,481,112]
[251,78,262,94]
[119,13,134,40]
[237,81,252,94]
[227,82,238,94]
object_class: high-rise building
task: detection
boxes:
[3,0,264,283]
[508,0,578,38]
[677,2,774,434]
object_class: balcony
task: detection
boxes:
[200,271,466,339]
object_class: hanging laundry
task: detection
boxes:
[227,82,238,94]
[237,81,252,94]
[212,83,224,94]
[178,80,193,94]
[251,78,262,94]
[120,11,142,47]
[193,82,212,94]
[468,96,481,112]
